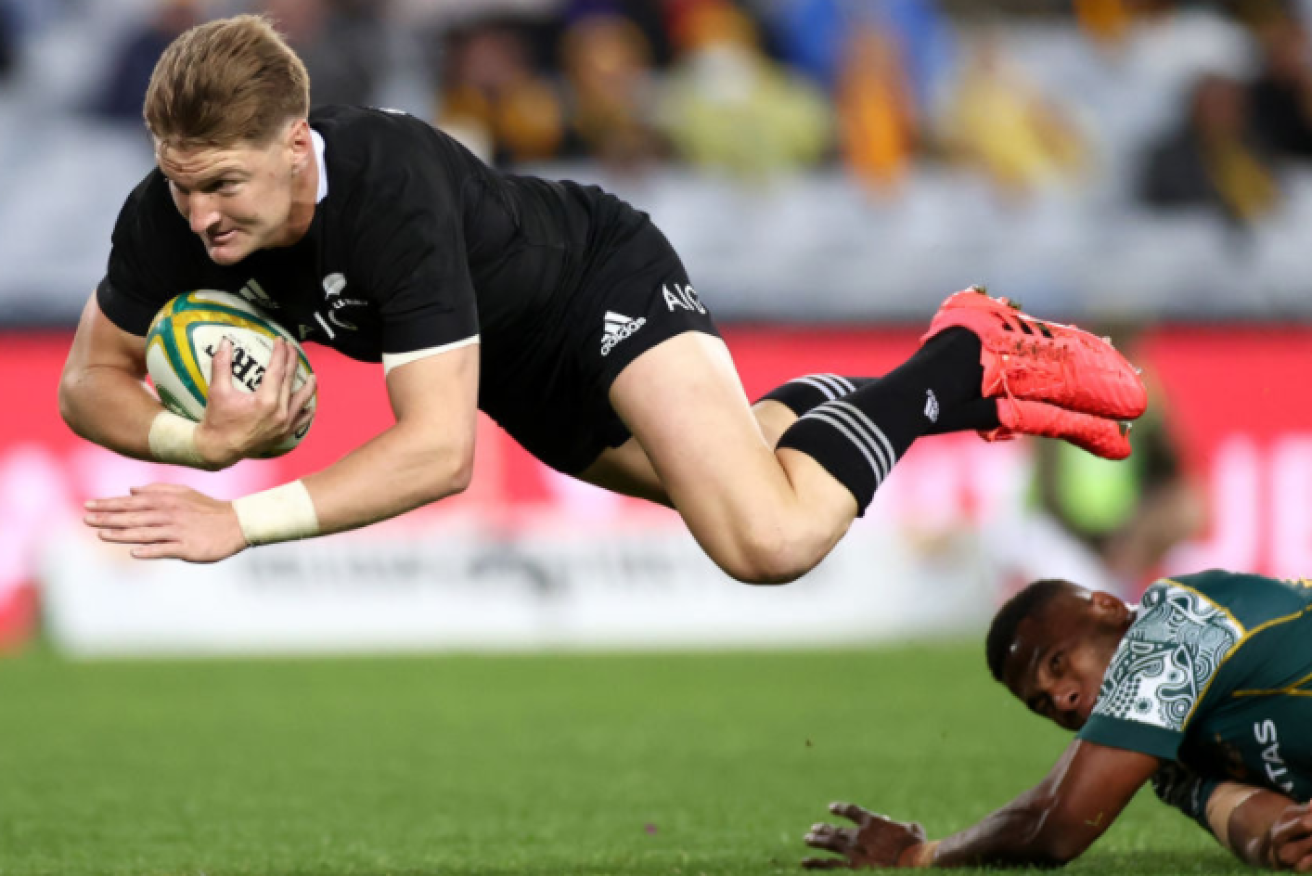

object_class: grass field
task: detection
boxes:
[0,641,1241,876]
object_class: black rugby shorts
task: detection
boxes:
[481,213,720,474]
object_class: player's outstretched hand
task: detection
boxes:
[1267,802,1312,871]
[85,483,247,563]
[802,802,928,869]
[196,338,316,467]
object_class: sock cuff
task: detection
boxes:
[801,400,901,485]
[758,374,870,416]
[778,398,902,515]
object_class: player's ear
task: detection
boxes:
[1089,590,1129,624]
[286,118,312,170]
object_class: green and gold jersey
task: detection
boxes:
[1078,570,1312,823]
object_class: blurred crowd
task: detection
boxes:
[0,0,1288,219]
[0,0,1279,596]
[0,0,1308,226]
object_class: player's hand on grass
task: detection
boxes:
[802,802,928,869]
[195,338,316,467]
[85,483,247,563]
[1266,802,1312,871]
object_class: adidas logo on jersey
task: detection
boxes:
[924,389,940,423]
[238,278,279,310]
[601,311,646,357]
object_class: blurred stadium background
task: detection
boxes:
[0,0,1309,654]
[0,2,1309,873]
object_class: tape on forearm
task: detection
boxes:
[911,840,940,867]
[1205,782,1263,849]
[148,411,207,468]
[232,480,321,546]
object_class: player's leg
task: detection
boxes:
[597,327,994,584]
[585,314,1138,583]
[578,374,999,505]
[602,332,856,583]
[561,208,1145,582]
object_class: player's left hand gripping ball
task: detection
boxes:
[146,290,317,457]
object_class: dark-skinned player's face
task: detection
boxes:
[1001,588,1132,732]
[155,120,311,266]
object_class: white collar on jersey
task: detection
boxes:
[310,128,328,203]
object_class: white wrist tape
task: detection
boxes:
[1206,782,1263,848]
[148,411,207,467]
[232,480,321,547]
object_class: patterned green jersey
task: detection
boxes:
[1078,570,1312,824]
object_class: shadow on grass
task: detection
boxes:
[276,858,773,876]
[1072,849,1244,874]
[218,849,1248,876]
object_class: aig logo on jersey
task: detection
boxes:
[663,283,705,314]
[601,311,646,357]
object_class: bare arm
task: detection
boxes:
[84,343,479,561]
[59,292,168,463]
[926,741,1159,867]
[1153,759,1309,869]
[300,343,478,534]
[1209,789,1312,871]
[803,740,1160,869]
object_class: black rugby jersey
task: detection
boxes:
[97,105,638,368]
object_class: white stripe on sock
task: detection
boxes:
[819,404,891,481]
[832,400,898,473]
[803,410,886,487]
[796,376,842,401]
[816,374,856,395]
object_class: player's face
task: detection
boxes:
[1002,591,1131,732]
[155,121,314,266]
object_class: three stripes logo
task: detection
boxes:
[238,278,279,310]
[996,312,1055,339]
[601,311,646,357]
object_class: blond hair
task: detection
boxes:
[144,14,310,149]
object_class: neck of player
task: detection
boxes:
[279,155,319,247]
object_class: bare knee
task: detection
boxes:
[714,517,838,585]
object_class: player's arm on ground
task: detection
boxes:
[1227,791,1312,870]
[1154,762,1311,870]
[803,739,1159,869]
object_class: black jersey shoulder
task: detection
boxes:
[97,106,621,360]
[309,105,511,218]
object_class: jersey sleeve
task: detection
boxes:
[1078,580,1244,760]
[96,172,188,336]
[346,132,480,357]
[1150,761,1221,834]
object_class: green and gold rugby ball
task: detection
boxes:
[145,290,316,456]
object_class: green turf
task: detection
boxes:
[0,642,1239,875]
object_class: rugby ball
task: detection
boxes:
[145,290,316,456]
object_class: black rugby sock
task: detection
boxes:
[757,374,876,416]
[759,374,999,435]
[776,329,990,514]
[933,397,1001,435]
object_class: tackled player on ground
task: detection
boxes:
[802,570,1312,871]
